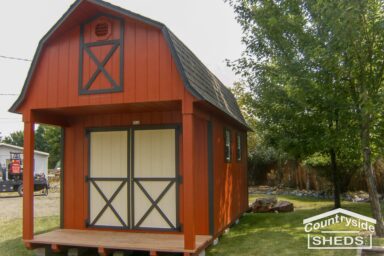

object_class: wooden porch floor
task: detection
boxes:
[26,229,212,254]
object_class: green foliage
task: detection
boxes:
[226,0,363,161]
[1,125,61,169]
[226,0,384,171]
[2,131,24,147]
[251,144,280,165]
[303,153,330,167]
[34,125,48,152]
[42,125,61,169]
[232,82,287,184]
[231,83,258,154]
[227,0,384,221]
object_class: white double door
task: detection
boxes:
[88,128,178,230]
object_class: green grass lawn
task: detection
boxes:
[207,194,384,256]
[0,216,59,256]
[1,195,384,256]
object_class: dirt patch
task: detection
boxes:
[0,192,59,221]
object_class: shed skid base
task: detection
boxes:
[25,229,212,255]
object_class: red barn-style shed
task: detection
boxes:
[10,0,249,255]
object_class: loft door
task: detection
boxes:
[89,131,129,228]
[132,129,178,230]
[88,127,178,230]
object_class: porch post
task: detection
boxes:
[23,119,35,240]
[182,98,196,250]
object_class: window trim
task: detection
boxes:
[224,128,232,163]
[236,132,242,161]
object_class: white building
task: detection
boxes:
[0,143,49,177]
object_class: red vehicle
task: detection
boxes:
[8,153,22,180]
[0,152,48,196]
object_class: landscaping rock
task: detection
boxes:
[271,201,294,212]
[250,197,277,213]
[342,191,370,202]
[250,197,294,213]
[249,185,377,202]
[356,191,370,201]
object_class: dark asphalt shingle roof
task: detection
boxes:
[10,0,248,129]
[166,30,247,127]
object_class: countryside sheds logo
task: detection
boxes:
[303,208,376,249]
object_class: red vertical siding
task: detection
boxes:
[135,23,148,102]
[62,111,182,231]
[57,36,69,107]
[159,35,172,101]
[19,18,184,113]
[47,42,59,108]
[147,28,160,101]
[211,115,248,235]
[74,118,85,229]
[193,115,209,235]
[124,22,136,103]
[68,28,80,107]
[63,124,75,228]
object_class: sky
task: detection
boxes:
[0,0,244,137]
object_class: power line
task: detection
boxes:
[0,93,18,96]
[0,55,31,62]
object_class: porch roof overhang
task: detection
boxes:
[29,100,181,127]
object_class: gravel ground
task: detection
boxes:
[0,192,59,221]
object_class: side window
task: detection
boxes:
[236,133,242,161]
[224,128,231,162]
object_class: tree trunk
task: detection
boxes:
[361,112,384,236]
[330,148,341,208]
[329,109,341,208]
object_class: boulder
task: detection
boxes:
[250,197,294,213]
[271,201,294,212]
[250,197,277,213]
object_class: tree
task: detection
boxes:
[42,125,61,169]
[1,125,61,169]
[227,0,384,234]
[35,125,49,152]
[330,0,384,235]
[2,131,24,147]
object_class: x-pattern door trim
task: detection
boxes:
[83,41,120,90]
[133,179,176,229]
[89,178,128,227]
[86,126,180,231]
[79,13,124,95]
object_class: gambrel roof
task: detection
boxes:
[10,0,248,128]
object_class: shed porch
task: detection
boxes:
[22,100,202,253]
[25,229,212,255]
[26,229,211,255]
